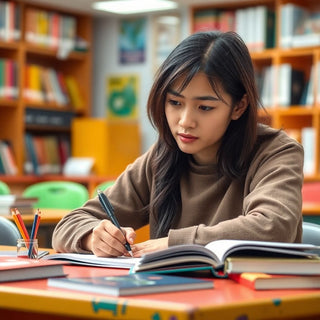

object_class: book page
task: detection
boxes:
[43,253,140,269]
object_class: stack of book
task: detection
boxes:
[0,195,38,215]
[131,239,320,290]
[42,239,320,291]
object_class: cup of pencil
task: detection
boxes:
[12,208,41,259]
[17,238,38,259]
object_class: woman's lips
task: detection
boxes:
[178,133,198,143]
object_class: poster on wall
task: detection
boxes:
[106,74,139,120]
[119,18,146,64]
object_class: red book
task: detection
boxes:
[229,272,320,290]
[0,255,66,283]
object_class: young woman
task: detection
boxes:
[52,31,304,257]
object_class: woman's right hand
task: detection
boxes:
[82,219,136,257]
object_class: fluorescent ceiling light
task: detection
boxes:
[92,0,178,15]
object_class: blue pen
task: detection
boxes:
[97,189,133,257]
[28,209,39,258]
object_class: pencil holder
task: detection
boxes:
[17,239,38,259]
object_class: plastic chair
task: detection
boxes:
[92,180,115,197]
[302,222,320,246]
[0,216,21,246]
[22,181,89,210]
[0,181,10,195]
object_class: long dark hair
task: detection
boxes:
[147,31,259,237]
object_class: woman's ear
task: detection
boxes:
[231,94,248,120]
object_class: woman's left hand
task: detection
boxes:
[131,237,168,257]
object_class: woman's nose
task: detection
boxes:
[178,108,196,128]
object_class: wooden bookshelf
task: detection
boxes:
[0,1,92,181]
[190,0,320,182]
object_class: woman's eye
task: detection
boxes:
[168,99,181,106]
[199,105,213,111]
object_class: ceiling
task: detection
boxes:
[19,0,243,16]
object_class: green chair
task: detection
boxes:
[92,180,115,197]
[0,181,10,195]
[22,181,89,209]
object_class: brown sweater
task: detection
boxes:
[52,125,304,253]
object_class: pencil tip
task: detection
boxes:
[129,251,133,257]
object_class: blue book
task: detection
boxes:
[47,273,214,296]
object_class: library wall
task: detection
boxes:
[91,8,190,153]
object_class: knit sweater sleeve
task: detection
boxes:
[168,131,304,245]
[52,146,156,253]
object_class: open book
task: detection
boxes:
[130,240,320,276]
[42,240,319,276]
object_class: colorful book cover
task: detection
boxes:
[0,256,65,283]
[229,272,320,290]
[48,273,213,296]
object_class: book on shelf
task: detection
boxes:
[280,3,307,48]
[0,58,18,100]
[228,272,320,290]
[0,140,18,175]
[317,62,320,104]
[238,6,275,51]
[48,273,214,296]
[65,76,85,110]
[193,5,275,51]
[259,65,277,108]
[24,133,70,175]
[24,64,73,106]
[277,64,305,107]
[292,10,320,48]
[0,1,21,42]
[25,7,77,53]
[193,8,221,33]
[0,256,66,283]
[57,14,77,59]
[299,65,314,106]
[42,240,319,277]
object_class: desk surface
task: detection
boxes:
[6,208,68,224]
[0,256,320,320]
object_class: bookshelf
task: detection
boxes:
[0,1,92,191]
[190,0,320,182]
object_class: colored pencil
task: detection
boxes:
[28,209,41,258]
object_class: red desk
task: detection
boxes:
[0,264,320,320]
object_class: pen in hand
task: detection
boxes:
[97,189,133,257]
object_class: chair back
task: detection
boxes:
[92,180,115,197]
[302,222,320,253]
[0,216,20,246]
[23,181,89,209]
[0,181,10,195]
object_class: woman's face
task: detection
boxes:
[165,72,241,165]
